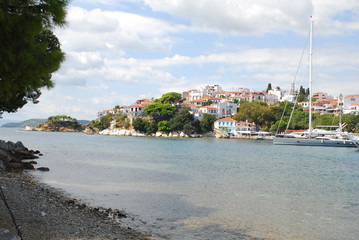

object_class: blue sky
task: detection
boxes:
[3,0,359,121]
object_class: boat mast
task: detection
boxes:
[308,17,314,137]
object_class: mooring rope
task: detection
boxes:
[0,185,24,240]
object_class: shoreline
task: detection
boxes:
[0,172,153,240]
[21,126,273,140]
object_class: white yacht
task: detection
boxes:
[273,18,358,148]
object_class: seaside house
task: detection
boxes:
[97,109,116,118]
[237,121,257,132]
[122,99,154,118]
[349,103,359,115]
[343,94,359,114]
[214,117,238,135]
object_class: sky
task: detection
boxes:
[3,0,359,121]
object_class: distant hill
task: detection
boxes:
[1,119,47,128]
[1,119,91,128]
[78,120,91,125]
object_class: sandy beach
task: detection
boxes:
[0,172,152,240]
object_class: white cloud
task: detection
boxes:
[143,0,313,34]
[142,0,359,35]
[57,7,180,53]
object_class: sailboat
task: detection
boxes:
[273,18,358,148]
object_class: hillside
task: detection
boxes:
[1,119,90,128]
[1,119,47,128]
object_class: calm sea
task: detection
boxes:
[1,128,358,240]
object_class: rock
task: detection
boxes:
[37,167,50,172]
[22,162,35,170]
[83,127,98,134]
[0,229,21,240]
[24,126,34,131]
[0,161,5,172]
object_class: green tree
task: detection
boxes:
[144,103,177,122]
[158,92,182,105]
[89,114,113,131]
[158,121,171,133]
[341,114,359,132]
[183,123,195,136]
[266,83,272,93]
[133,117,146,133]
[114,113,128,128]
[289,110,309,130]
[169,107,194,131]
[354,122,359,133]
[270,120,288,132]
[233,102,275,131]
[144,120,157,134]
[0,0,68,115]
[48,115,77,122]
[200,114,217,133]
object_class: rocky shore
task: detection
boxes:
[0,173,152,240]
[0,140,43,172]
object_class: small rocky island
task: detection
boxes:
[33,115,86,132]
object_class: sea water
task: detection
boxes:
[1,128,358,240]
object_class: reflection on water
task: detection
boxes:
[1,128,358,240]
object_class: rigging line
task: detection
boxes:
[276,29,310,135]
[0,185,25,240]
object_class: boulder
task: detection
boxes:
[37,167,50,171]
[0,140,41,172]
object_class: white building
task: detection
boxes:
[201,85,223,97]
[214,118,258,136]
[217,100,238,118]
[183,85,223,101]
[268,86,297,103]
[343,95,359,114]
[97,109,115,118]
[265,94,279,104]
[348,103,359,115]
[214,117,238,135]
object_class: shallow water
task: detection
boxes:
[1,128,358,240]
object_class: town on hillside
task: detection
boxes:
[96,84,359,137]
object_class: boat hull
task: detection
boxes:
[273,137,356,148]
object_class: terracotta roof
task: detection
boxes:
[216,117,237,122]
[200,106,217,110]
[137,98,153,102]
[344,94,359,98]
[201,95,212,99]
[126,103,150,108]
